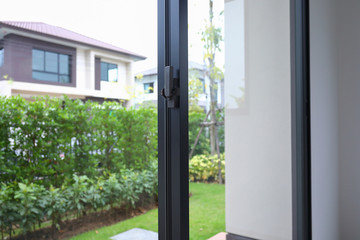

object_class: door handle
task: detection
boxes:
[161,66,180,108]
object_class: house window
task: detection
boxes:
[32,49,71,83]
[0,48,4,67]
[144,82,154,93]
[213,82,218,100]
[101,62,118,82]
[199,78,205,93]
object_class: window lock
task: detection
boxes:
[161,66,180,108]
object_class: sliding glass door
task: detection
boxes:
[158,0,310,239]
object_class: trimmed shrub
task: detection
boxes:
[0,96,157,186]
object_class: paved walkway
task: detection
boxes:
[208,232,227,240]
[111,228,226,240]
[110,228,158,240]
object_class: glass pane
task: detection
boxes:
[59,75,70,83]
[59,54,69,74]
[101,62,108,81]
[144,82,154,93]
[32,49,44,71]
[45,51,58,73]
[189,0,291,239]
[32,71,58,82]
[188,1,225,239]
[108,64,118,82]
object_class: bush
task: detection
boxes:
[14,182,47,235]
[189,154,225,183]
[189,110,210,156]
[0,96,158,238]
[0,183,20,239]
[0,167,158,239]
[0,96,157,186]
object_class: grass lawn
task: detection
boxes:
[70,182,225,240]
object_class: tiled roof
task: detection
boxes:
[0,21,146,60]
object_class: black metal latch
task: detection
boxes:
[161,66,180,108]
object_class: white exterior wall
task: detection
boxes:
[76,48,87,90]
[0,80,12,96]
[225,0,292,239]
[85,50,95,90]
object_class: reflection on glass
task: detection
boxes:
[59,54,69,75]
[224,0,292,239]
[32,71,59,82]
[32,49,45,71]
[45,51,58,73]
[101,61,118,82]
[32,49,71,83]
[144,82,154,93]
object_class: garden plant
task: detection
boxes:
[0,96,157,239]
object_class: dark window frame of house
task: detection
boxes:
[1,34,76,87]
[32,49,71,84]
[100,61,118,82]
[0,48,4,67]
[144,82,154,93]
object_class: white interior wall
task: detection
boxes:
[311,0,360,238]
[225,0,360,239]
[310,0,339,239]
[337,1,360,239]
[309,0,360,239]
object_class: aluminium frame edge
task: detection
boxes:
[290,0,312,239]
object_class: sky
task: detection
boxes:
[1,0,224,73]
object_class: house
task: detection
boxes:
[0,21,146,105]
[134,61,223,111]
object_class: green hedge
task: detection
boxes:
[0,163,158,238]
[0,96,157,187]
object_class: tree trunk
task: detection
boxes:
[208,0,217,156]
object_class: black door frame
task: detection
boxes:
[158,0,311,239]
[291,0,312,239]
[158,0,188,239]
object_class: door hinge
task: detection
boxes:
[161,66,180,108]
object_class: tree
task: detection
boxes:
[201,0,224,156]
[188,68,205,111]
[188,0,224,183]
